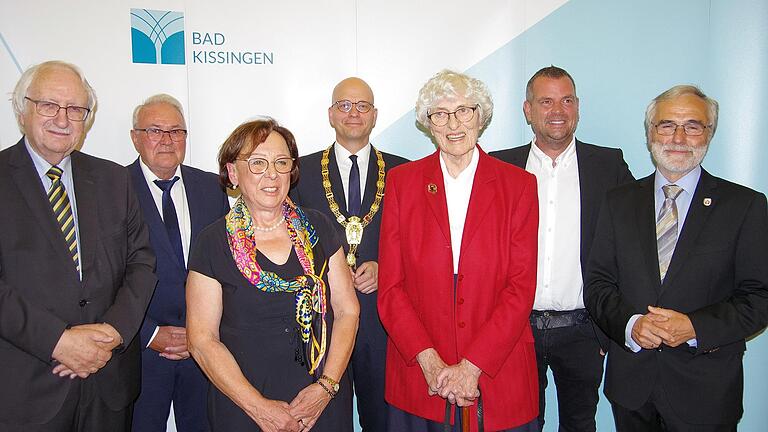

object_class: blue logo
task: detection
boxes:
[130,9,185,65]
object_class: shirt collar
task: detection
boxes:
[654,165,702,195]
[439,146,479,183]
[24,137,72,182]
[334,142,372,166]
[139,157,183,183]
[530,137,577,168]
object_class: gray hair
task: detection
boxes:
[132,93,186,128]
[12,60,98,133]
[644,85,719,139]
[526,65,576,102]
[415,70,493,130]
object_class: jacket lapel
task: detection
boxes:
[635,175,663,294]
[360,145,380,213]
[327,147,348,214]
[423,152,451,244]
[71,151,99,284]
[661,169,716,290]
[182,165,205,243]
[460,148,496,253]
[8,141,75,268]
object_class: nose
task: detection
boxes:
[52,107,70,127]
[159,131,173,144]
[264,162,279,178]
[672,125,686,143]
[447,112,461,129]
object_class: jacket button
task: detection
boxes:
[79,299,88,307]
[458,322,466,328]
[457,298,465,305]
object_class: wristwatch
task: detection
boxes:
[319,374,340,393]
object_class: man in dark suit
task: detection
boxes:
[127,94,230,431]
[290,77,407,431]
[490,66,633,431]
[0,61,156,431]
[585,85,768,431]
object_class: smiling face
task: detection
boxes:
[328,77,378,152]
[227,130,292,215]
[131,102,187,179]
[21,66,89,165]
[523,76,579,152]
[648,94,711,182]
[428,94,481,167]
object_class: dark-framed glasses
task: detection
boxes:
[134,127,188,143]
[238,157,295,175]
[427,105,478,127]
[653,121,710,136]
[332,99,374,113]
[25,97,90,122]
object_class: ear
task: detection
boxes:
[226,162,239,188]
[328,106,335,127]
[523,100,532,125]
[371,107,378,128]
[130,130,141,151]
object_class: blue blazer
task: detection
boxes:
[128,159,230,348]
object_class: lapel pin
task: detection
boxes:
[703,198,712,206]
[427,183,438,194]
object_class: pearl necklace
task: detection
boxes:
[253,215,285,232]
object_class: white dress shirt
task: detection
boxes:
[440,147,479,274]
[526,138,583,311]
[334,142,371,209]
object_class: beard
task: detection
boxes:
[649,140,709,176]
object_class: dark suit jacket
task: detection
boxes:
[128,159,230,348]
[490,140,634,348]
[290,145,407,347]
[584,169,768,424]
[0,140,157,424]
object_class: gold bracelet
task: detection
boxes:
[316,379,336,399]
[319,374,339,388]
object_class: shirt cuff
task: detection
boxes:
[687,338,698,347]
[625,314,642,352]
[147,326,160,348]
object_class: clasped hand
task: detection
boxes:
[51,323,122,379]
[631,305,696,350]
[416,348,480,407]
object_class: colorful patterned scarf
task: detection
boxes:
[226,196,328,375]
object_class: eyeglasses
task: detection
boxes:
[25,97,90,122]
[237,157,295,175]
[653,121,710,136]
[427,105,478,127]
[331,100,374,113]
[134,127,188,143]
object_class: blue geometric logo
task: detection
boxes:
[130,9,185,65]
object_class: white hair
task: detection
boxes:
[132,93,186,128]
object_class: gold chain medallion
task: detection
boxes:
[321,145,385,268]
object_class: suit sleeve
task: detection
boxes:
[688,192,768,352]
[585,193,640,345]
[101,174,157,349]
[463,173,539,377]
[377,171,435,365]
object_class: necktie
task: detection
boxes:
[348,154,361,216]
[154,176,185,268]
[46,166,80,274]
[656,184,683,282]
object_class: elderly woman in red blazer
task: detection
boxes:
[378,70,540,432]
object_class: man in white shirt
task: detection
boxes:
[291,77,407,432]
[127,94,230,432]
[491,66,633,431]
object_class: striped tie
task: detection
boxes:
[47,166,80,273]
[656,184,682,282]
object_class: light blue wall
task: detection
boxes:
[374,0,768,430]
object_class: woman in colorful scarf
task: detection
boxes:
[187,118,359,432]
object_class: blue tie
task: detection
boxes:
[348,155,361,216]
[154,176,185,268]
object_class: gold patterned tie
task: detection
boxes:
[656,184,682,282]
[46,166,80,273]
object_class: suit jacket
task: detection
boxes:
[128,160,230,348]
[490,140,634,348]
[584,168,768,424]
[290,145,407,347]
[378,147,539,431]
[0,140,157,423]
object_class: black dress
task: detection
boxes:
[188,208,353,432]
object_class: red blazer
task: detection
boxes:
[378,147,539,431]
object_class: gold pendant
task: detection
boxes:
[346,251,357,267]
[345,216,364,246]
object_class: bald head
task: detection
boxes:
[328,77,378,152]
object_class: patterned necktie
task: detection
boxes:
[154,176,185,268]
[46,166,80,273]
[656,184,683,282]
[348,154,361,216]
